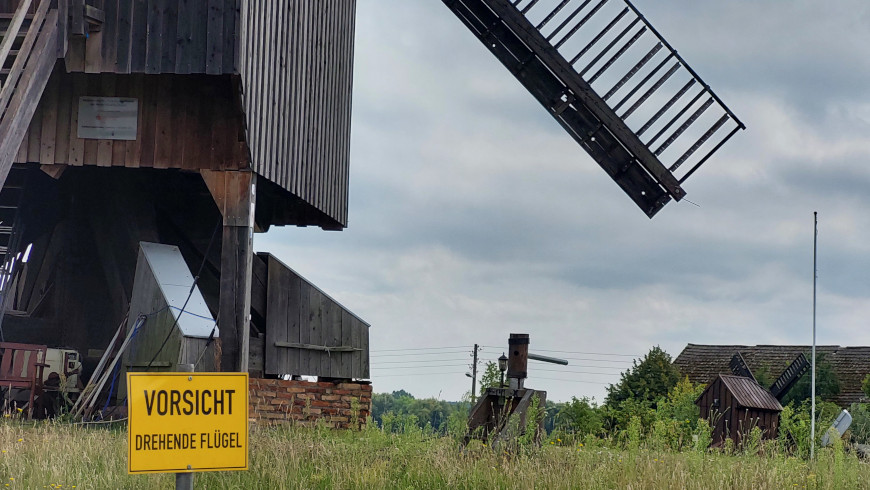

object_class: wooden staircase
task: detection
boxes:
[0,0,61,190]
[0,0,65,318]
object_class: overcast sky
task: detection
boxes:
[256,0,870,403]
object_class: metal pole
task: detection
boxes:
[471,344,478,402]
[176,363,195,490]
[811,211,817,460]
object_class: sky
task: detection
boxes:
[255,0,870,403]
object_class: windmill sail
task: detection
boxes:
[729,352,756,383]
[769,353,810,401]
[441,0,744,217]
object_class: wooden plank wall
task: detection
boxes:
[261,253,369,380]
[13,66,248,170]
[239,0,356,228]
[40,0,240,75]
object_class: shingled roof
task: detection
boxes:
[674,344,870,408]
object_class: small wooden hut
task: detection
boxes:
[696,374,783,446]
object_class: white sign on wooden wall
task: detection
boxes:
[77,97,139,141]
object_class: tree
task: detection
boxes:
[557,397,603,436]
[863,373,870,399]
[478,361,502,391]
[605,346,680,409]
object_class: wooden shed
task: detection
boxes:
[0,0,364,385]
[697,374,783,447]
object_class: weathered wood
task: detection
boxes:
[129,0,147,72]
[273,342,360,353]
[159,0,177,72]
[83,24,102,73]
[69,0,85,37]
[307,286,321,376]
[0,0,49,113]
[205,0,222,74]
[238,0,355,229]
[0,0,31,77]
[0,10,57,187]
[115,0,132,72]
[144,0,164,74]
[19,71,247,170]
[340,309,352,378]
[507,333,529,389]
[202,170,253,372]
[38,67,58,164]
[259,253,369,379]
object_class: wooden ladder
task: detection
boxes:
[0,0,61,191]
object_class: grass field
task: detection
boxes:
[0,420,867,489]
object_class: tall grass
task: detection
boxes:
[0,419,866,489]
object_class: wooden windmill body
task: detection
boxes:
[0,0,361,387]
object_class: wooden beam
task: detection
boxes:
[0,0,32,81]
[0,11,58,188]
[272,342,362,353]
[202,170,254,373]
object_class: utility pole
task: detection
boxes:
[470,344,479,402]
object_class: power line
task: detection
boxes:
[370,363,468,370]
[374,372,467,377]
[480,346,640,357]
[370,350,470,358]
[528,357,633,366]
[529,367,623,376]
[532,376,610,385]
[370,346,468,353]
[372,358,471,365]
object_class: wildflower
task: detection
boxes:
[549,441,554,445]
[579,443,583,447]
[15,409,21,413]
[556,438,561,442]
[16,439,21,443]
[1,451,5,454]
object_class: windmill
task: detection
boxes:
[694,352,810,446]
[442,0,745,217]
[730,351,810,402]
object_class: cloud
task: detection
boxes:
[256,0,870,402]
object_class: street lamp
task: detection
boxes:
[498,353,508,388]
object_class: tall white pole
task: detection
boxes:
[811,211,817,460]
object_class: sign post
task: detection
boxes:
[127,371,249,479]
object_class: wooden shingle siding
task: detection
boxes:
[14,66,248,170]
[239,0,355,228]
[259,253,369,380]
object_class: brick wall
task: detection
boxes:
[249,378,372,429]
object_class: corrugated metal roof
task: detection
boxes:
[718,375,783,412]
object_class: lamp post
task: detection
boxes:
[498,353,508,388]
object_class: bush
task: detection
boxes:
[555,397,603,437]
[849,403,870,445]
[778,398,841,457]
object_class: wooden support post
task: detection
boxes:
[507,334,529,390]
[201,170,255,373]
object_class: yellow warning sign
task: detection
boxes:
[127,372,249,474]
